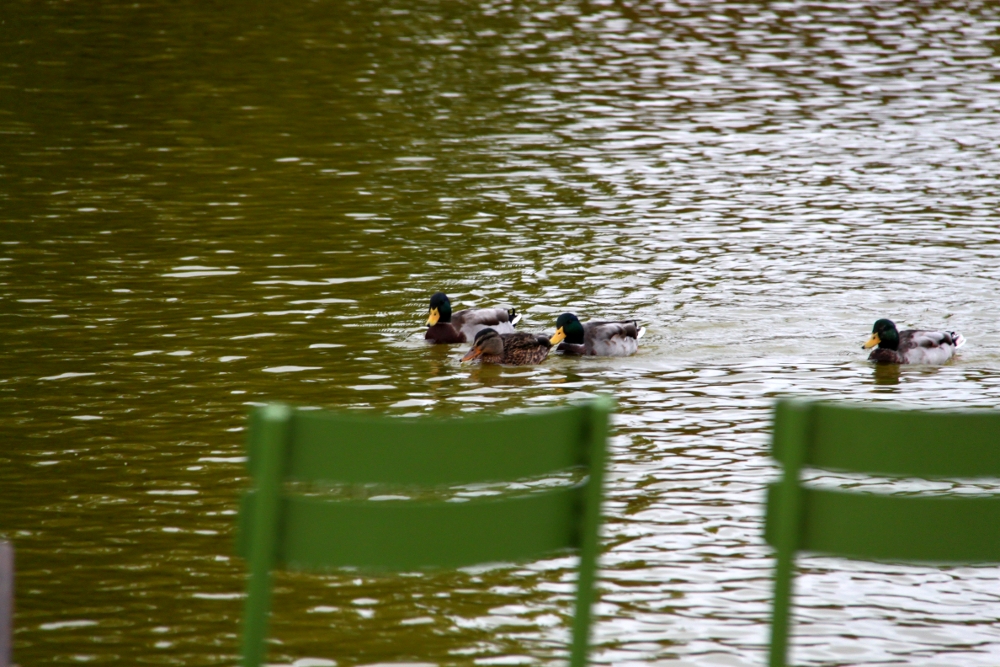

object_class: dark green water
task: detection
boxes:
[4,1,1000,665]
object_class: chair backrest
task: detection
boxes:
[764,399,1000,667]
[237,398,613,667]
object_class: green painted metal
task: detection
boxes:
[0,541,12,667]
[766,485,1000,563]
[766,400,809,667]
[772,400,1000,478]
[248,406,590,485]
[237,397,613,667]
[241,404,293,667]
[237,486,581,570]
[765,399,1000,667]
[568,398,609,667]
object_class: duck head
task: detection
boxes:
[427,292,452,326]
[550,313,585,345]
[864,319,899,351]
[461,328,503,362]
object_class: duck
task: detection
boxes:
[460,328,551,366]
[863,318,965,364]
[425,292,521,344]
[549,312,645,357]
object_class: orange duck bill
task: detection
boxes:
[461,345,483,362]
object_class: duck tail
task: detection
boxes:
[951,332,966,348]
[508,308,522,327]
[633,320,645,339]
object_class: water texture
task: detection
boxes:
[2,1,1000,665]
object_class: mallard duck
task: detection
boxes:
[863,318,965,364]
[425,292,520,344]
[460,328,551,366]
[549,313,645,357]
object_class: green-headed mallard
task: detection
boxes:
[425,292,520,344]
[863,318,965,364]
[549,312,644,357]
[460,328,551,366]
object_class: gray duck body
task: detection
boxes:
[552,313,643,357]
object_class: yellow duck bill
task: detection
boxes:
[427,308,440,326]
[549,328,566,345]
[863,333,880,349]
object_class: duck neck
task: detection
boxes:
[565,322,585,345]
[879,330,899,350]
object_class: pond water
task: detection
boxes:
[3,1,1000,665]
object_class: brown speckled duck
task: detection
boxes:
[460,328,551,366]
[424,292,520,344]
[549,312,644,357]
[864,318,965,365]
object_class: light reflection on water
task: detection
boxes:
[3,0,1000,665]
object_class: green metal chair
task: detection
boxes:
[764,399,1000,667]
[236,398,613,667]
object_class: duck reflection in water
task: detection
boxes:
[872,363,901,386]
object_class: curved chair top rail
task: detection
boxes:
[773,399,1000,478]
[247,397,614,486]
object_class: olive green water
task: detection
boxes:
[4,1,1000,665]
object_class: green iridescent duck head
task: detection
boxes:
[427,292,453,326]
[550,313,585,345]
[864,318,899,351]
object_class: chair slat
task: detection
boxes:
[765,484,1000,563]
[247,406,591,485]
[238,486,581,570]
[773,400,1000,478]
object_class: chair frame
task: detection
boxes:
[765,398,1000,667]
[238,398,613,667]
[0,541,12,667]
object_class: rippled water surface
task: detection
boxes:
[4,1,1000,665]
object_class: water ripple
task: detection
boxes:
[3,0,1000,666]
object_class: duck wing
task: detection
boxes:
[898,329,963,364]
[453,308,518,340]
[499,332,551,365]
[582,320,641,357]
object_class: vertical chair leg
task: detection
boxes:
[768,551,794,667]
[767,401,809,667]
[0,541,13,667]
[569,549,597,667]
[242,546,276,667]
[241,405,292,667]
[569,398,612,667]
